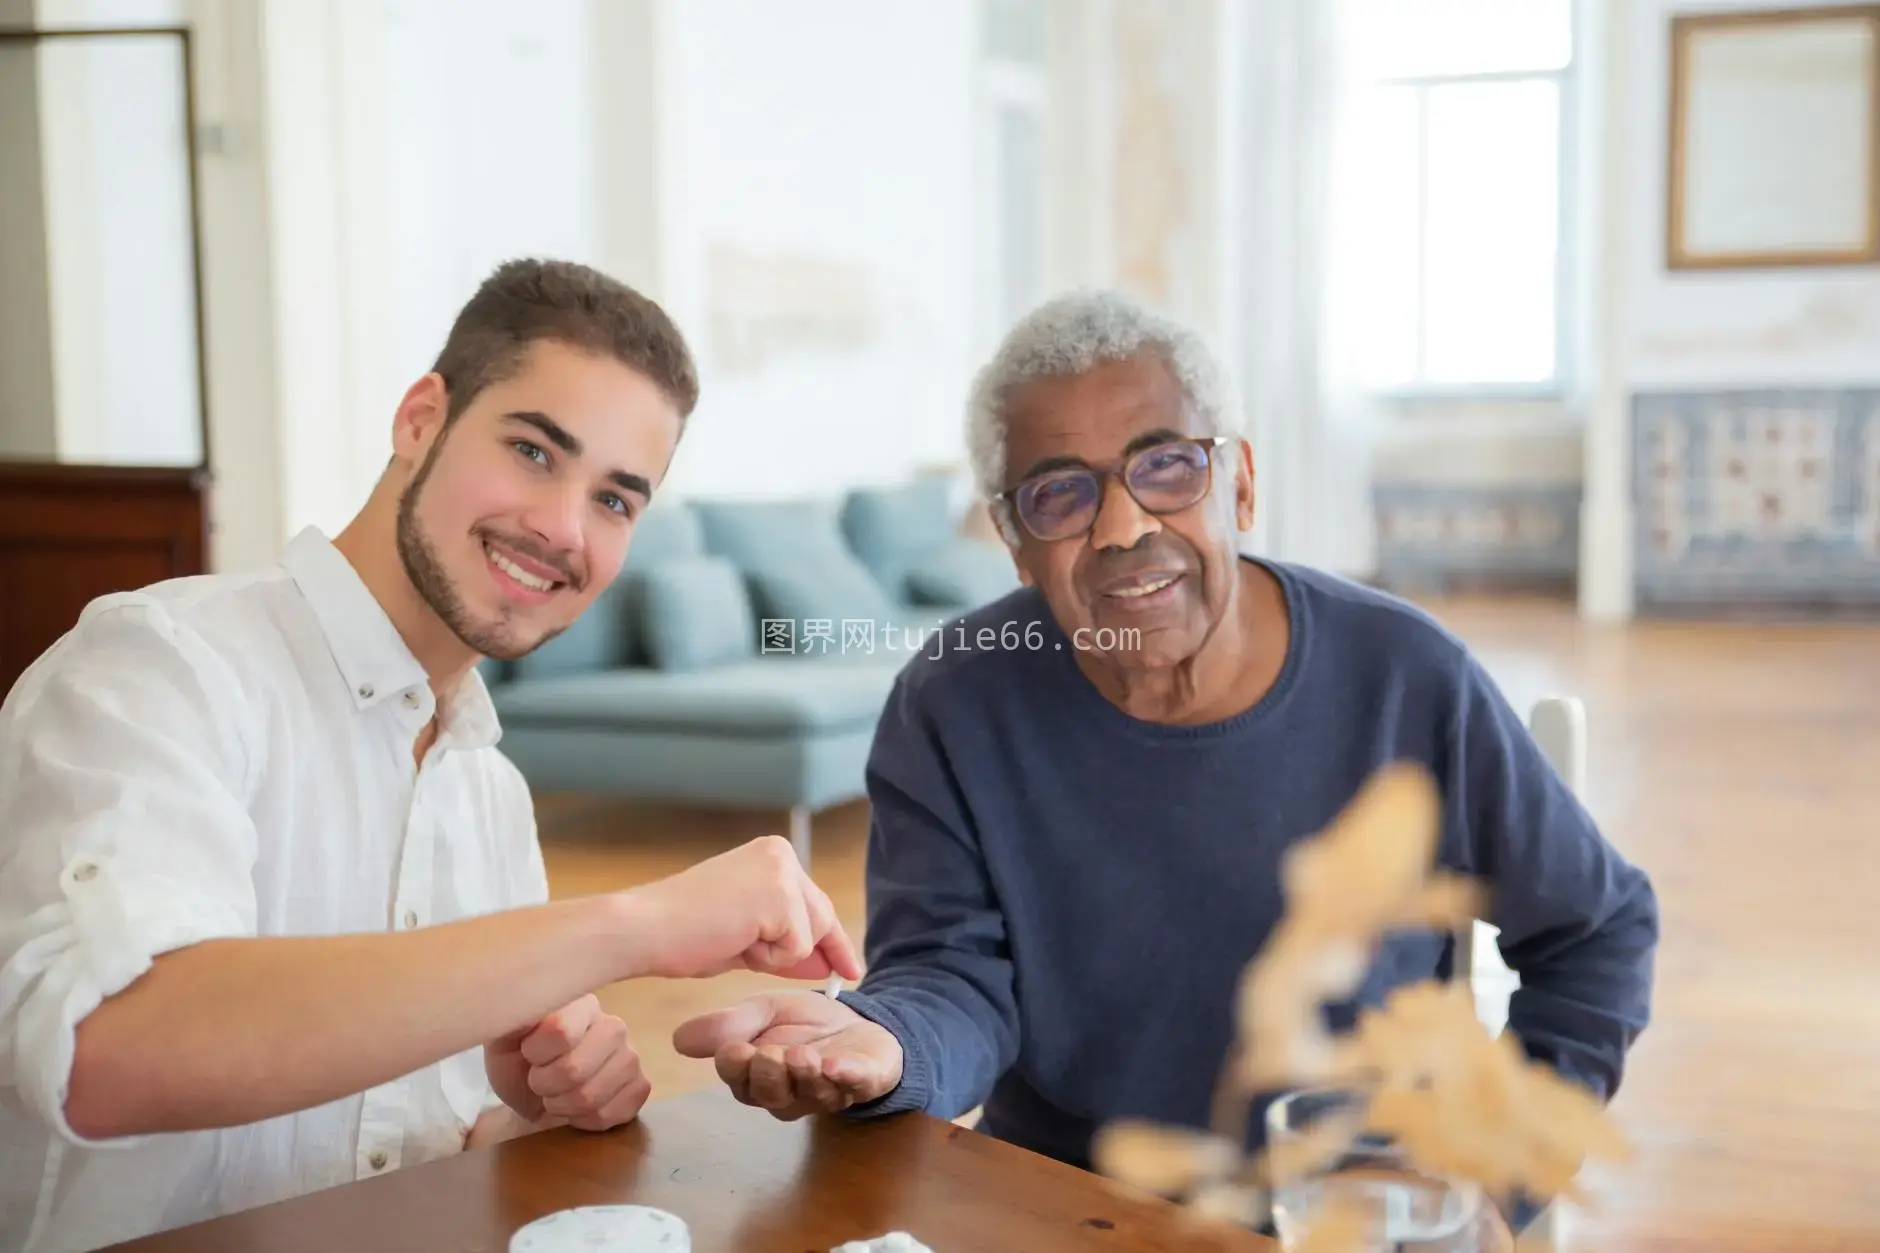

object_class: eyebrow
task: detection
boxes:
[504,411,654,501]
[1014,427,1189,483]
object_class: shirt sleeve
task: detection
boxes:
[503,763,551,911]
[835,673,1021,1121]
[0,599,261,1148]
[1440,652,1660,1104]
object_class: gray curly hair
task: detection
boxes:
[964,289,1239,537]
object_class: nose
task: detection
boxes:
[520,480,586,557]
[1087,472,1157,552]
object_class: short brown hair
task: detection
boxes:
[430,258,699,423]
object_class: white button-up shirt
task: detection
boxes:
[0,527,549,1252]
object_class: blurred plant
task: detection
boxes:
[1092,764,1631,1252]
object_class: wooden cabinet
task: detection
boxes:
[0,461,211,700]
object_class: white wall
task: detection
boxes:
[175,0,982,568]
[654,0,979,500]
[1360,0,1880,615]
[259,0,602,543]
[1579,0,1880,618]
[377,0,599,390]
[1622,0,1880,390]
[313,0,982,511]
[76,0,616,569]
[181,0,284,574]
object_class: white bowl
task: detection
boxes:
[509,1205,690,1252]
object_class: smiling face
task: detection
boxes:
[392,338,683,661]
[999,352,1256,670]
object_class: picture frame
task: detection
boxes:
[1667,5,1880,270]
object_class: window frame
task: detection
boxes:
[973,2,1051,356]
[1360,15,1581,404]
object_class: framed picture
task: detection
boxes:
[1667,5,1880,269]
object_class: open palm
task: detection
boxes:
[674,991,903,1120]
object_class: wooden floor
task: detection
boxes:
[536,594,1880,1253]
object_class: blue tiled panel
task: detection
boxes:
[1372,483,1581,590]
[1631,388,1880,609]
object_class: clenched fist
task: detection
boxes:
[620,835,863,982]
[486,993,650,1132]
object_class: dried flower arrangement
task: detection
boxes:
[1091,763,1632,1252]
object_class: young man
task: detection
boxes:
[0,259,859,1253]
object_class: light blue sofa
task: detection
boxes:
[482,475,1019,865]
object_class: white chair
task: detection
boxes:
[1454,695,1584,1253]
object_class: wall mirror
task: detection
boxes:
[1668,5,1880,269]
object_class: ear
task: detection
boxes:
[991,502,1035,586]
[1231,438,1256,532]
[391,373,451,463]
[1006,537,1035,588]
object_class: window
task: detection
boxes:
[1344,0,1577,395]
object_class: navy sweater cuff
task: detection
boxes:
[832,989,932,1118]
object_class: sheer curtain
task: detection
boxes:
[1232,0,1378,580]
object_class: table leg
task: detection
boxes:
[789,805,811,869]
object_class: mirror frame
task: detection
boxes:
[1667,4,1880,270]
[0,23,210,471]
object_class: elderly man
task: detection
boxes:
[674,290,1657,1230]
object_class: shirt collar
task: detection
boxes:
[280,526,503,751]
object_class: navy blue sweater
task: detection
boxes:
[839,557,1657,1177]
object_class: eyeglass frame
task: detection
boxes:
[990,435,1234,543]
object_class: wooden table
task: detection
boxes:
[102,1090,1275,1252]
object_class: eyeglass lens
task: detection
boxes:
[1014,440,1214,540]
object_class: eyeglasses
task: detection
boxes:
[995,436,1230,542]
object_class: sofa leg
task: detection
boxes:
[788,805,811,868]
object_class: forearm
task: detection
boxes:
[840,964,1017,1120]
[850,700,1020,1121]
[1502,877,1659,1100]
[66,893,643,1140]
[1443,660,1661,1103]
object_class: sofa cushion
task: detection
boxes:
[745,559,898,635]
[507,579,634,680]
[692,499,854,572]
[691,497,899,631]
[839,475,959,597]
[637,556,756,672]
[491,659,899,736]
[905,537,1021,608]
[626,501,706,563]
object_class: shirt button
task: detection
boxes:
[368,1150,388,1170]
[403,691,420,709]
[403,909,419,929]
[358,683,375,699]
[71,860,98,882]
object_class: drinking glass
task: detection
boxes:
[1264,1088,1488,1253]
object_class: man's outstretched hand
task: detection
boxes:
[672,991,903,1120]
